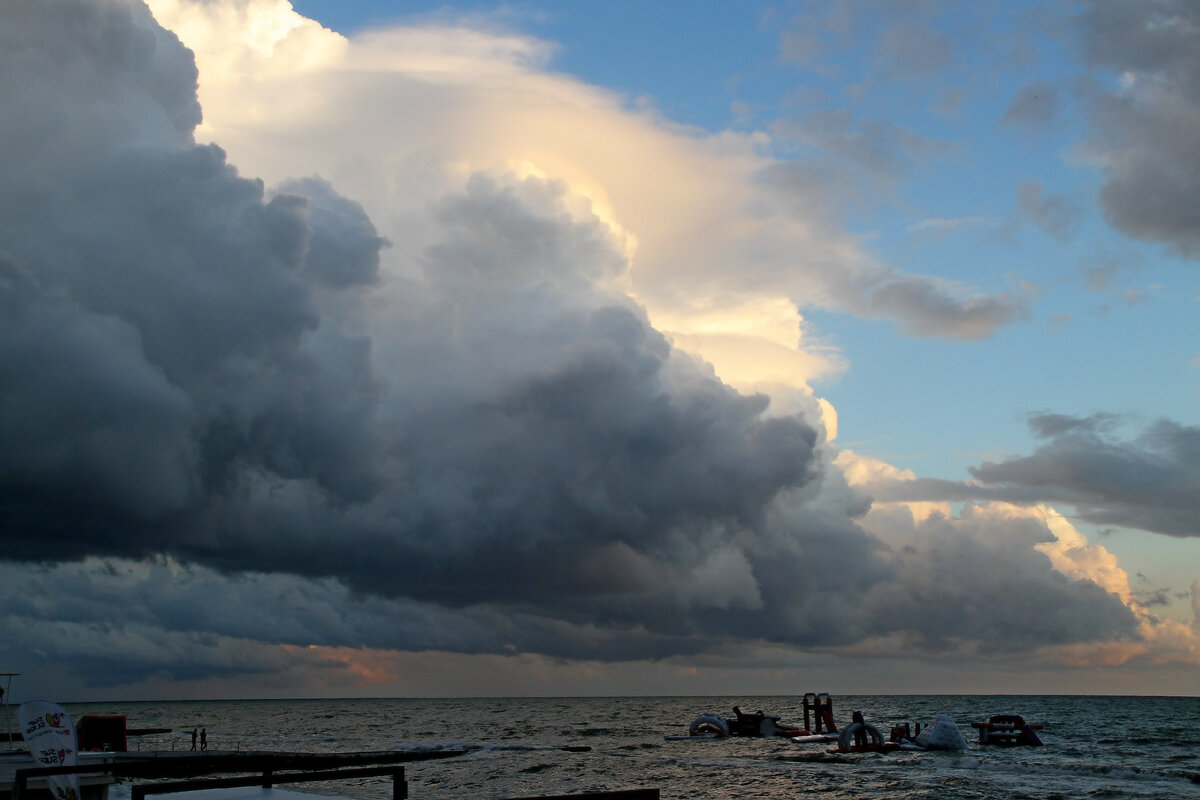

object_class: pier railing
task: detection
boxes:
[10,751,453,800]
[10,753,658,800]
[129,764,408,800]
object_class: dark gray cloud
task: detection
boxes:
[1076,0,1200,259]
[276,178,388,289]
[865,413,1200,538]
[834,267,1031,340]
[0,0,829,660]
[182,171,847,656]
[970,414,1200,538]
[0,0,1145,692]
[858,503,1138,651]
[0,0,386,544]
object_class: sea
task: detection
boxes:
[50,696,1200,800]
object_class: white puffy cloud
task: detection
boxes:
[146,0,1029,359]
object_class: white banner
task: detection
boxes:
[18,701,79,800]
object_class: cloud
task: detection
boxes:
[854,501,1138,653]
[276,177,388,289]
[0,1,376,550]
[860,414,1200,539]
[778,1,952,78]
[149,0,1028,345]
[876,16,953,77]
[1193,580,1200,629]
[970,414,1200,538]
[1,0,839,668]
[1002,80,1062,128]
[832,268,1031,340]
[1075,0,1200,259]
[844,459,1200,669]
[774,111,953,183]
[908,217,998,236]
[1018,180,1078,240]
[0,0,1183,695]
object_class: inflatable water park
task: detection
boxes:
[669,693,1044,753]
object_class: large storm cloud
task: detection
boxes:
[0,0,1161,693]
[0,0,826,648]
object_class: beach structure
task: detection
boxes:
[681,693,837,740]
[801,693,837,735]
[971,715,1044,746]
[683,706,806,738]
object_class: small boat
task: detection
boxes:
[971,714,1044,746]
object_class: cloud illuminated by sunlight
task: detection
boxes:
[145,0,1021,420]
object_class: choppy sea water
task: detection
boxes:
[58,696,1200,800]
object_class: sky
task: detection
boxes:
[0,0,1197,702]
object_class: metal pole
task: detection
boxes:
[2,673,19,752]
